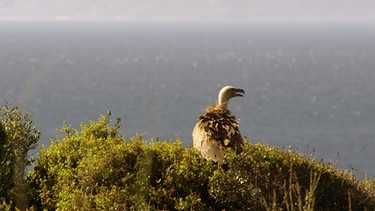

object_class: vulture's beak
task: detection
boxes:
[234,88,245,97]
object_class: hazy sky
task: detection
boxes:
[1,0,375,21]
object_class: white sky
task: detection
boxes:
[1,0,375,21]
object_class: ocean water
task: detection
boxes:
[1,20,375,177]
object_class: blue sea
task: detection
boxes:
[1,20,375,177]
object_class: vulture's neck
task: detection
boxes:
[218,96,229,106]
[205,93,231,113]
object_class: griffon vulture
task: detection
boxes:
[192,86,245,162]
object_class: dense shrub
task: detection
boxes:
[0,103,40,210]
[28,114,375,210]
[28,115,213,210]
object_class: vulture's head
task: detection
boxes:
[217,86,245,106]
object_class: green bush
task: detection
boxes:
[0,103,40,210]
[29,115,214,210]
[28,114,375,210]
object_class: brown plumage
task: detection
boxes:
[193,86,245,162]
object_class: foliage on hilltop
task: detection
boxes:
[26,114,375,210]
[1,101,375,210]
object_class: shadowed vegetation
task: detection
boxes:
[0,103,40,210]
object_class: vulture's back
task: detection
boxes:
[192,106,243,162]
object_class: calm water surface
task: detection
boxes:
[1,20,375,177]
